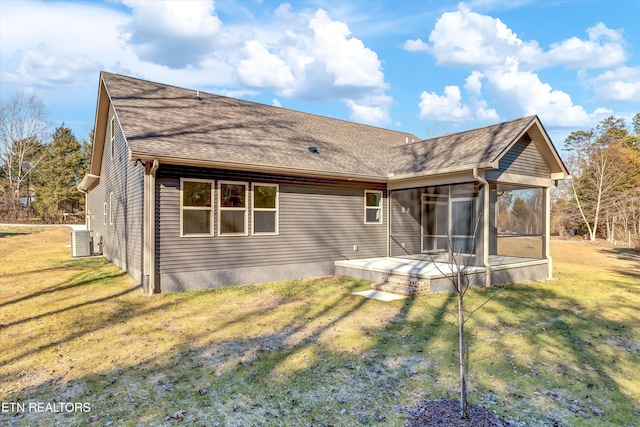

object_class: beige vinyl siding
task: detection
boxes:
[389,189,421,256]
[497,136,550,178]
[155,166,387,282]
[87,106,144,282]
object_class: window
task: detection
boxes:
[364,190,383,224]
[252,183,278,235]
[219,181,248,235]
[103,202,108,225]
[110,117,115,160]
[109,192,114,225]
[181,179,213,236]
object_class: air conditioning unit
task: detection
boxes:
[71,230,92,257]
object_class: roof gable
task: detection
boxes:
[388,115,569,180]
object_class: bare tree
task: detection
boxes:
[0,92,49,220]
[564,118,629,241]
[426,215,508,419]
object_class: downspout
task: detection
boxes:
[386,188,391,257]
[145,160,159,294]
[473,168,491,287]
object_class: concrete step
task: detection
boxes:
[372,274,431,296]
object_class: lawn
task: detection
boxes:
[0,226,638,426]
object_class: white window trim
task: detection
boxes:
[110,117,115,160]
[180,178,214,237]
[109,192,114,225]
[218,181,248,236]
[103,202,108,225]
[364,190,383,224]
[252,183,279,235]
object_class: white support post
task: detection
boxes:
[544,186,552,279]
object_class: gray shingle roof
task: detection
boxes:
[389,116,536,176]
[100,72,551,179]
[102,72,419,179]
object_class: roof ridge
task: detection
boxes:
[392,115,536,149]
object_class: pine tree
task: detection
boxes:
[33,124,87,223]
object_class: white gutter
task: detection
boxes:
[77,174,100,193]
[131,154,388,183]
[150,159,160,176]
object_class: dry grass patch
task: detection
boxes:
[1,228,638,426]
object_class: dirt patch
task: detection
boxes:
[407,399,515,427]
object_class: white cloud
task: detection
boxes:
[426,5,626,72]
[415,4,629,127]
[308,10,385,88]
[0,2,128,87]
[545,23,627,69]
[471,98,499,121]
[403,38,429,52]
[486,57,590,126]
[120,0,223,68]
[589,66,640,102]
[418,84,499,123]
[427,4,539,67]
[235,8,391,125]
[272,98,282,107]
[419,86,471,122]
[464,71,484,96]
[345,100,390,127]
[236,40,294,89]
[6,44,101,88]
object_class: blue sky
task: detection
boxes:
[1,0,639,147]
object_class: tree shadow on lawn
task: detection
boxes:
[0,266,122,309]
[0,232,32,238]
[470,284,639,426]
[597,246,640,264]
[1,277,460,427]
[3,278,639,427]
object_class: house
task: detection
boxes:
[78,72,569,294]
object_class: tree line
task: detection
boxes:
[0,92,91,223]
[552,113,640,249]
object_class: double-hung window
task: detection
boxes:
[181,179,213,236]
[364,190,383,224]
[252,183,278,235]
[219,181,248,235]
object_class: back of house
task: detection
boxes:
[78,72,569,294]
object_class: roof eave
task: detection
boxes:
[388,163,495,181]
[88,74,110,177]
[131,153,389,183]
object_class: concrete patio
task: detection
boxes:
[335,255,549,295]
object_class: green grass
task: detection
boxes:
[0,227,638,426]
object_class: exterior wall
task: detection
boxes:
[155,165,387,291]
[86,105,145,283]
[493,136,550,179]
[389,188,421,256]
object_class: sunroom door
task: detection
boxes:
[421,201,448,253]
[451,198,476,254]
